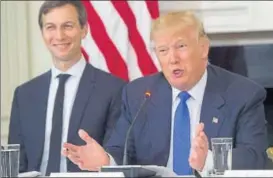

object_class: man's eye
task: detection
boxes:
[159,49,167,53]
[64,25,73,29]
[46,26,54,30]
[178,44,185,48]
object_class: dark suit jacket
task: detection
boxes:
[8,63,126,173]
[105,64,268,170]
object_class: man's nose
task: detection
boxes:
[56,29,65,40]
[169,49,180,64]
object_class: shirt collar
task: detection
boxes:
[172,69,208,103]
[51,56,86,80]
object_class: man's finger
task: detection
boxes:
[67,154,82,165]
[191,149,198,160]
[195,123,204,137]
[63,143,79,153]
[79,129,94,144]
[189,153,195,165]
[200,132,209,147]
[66,148,81,159]
[194,136,206,150]
[68,154,81,162]
[61,148,69,157]
[192,137,207,157]
[78,162,91,171]
[78,162,85,170]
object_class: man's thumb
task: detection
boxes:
[78,129,93,144]
[195,122,205,137]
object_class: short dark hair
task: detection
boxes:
[38,0,87,29]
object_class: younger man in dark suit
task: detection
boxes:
[8,1,126,176]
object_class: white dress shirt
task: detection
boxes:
[109,69,213,175]
[167,69,213,175]
[40,57,86,176]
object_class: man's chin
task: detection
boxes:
[58,57,71,62]
[168,78,189,91]
[53,55,71,62]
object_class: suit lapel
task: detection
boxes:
[200,65,225,144]
[67,64,96,142]
[33,71,51,166]
[147,74,172,166]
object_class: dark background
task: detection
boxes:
[208,43,273,146]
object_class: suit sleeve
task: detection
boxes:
[102,81,126,145]
[232,87,268,169]
[8,87,28,173]
[103,85,136,165]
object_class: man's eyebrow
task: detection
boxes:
[44,22,55,26]
[156,45,168,48]
[63,21,75,24]
[44,21,75,26]
[174,39,186,43]
[155,39,186,49]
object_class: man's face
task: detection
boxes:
[41,4,87,62]
[153,25,209,91]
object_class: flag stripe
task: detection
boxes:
[81,1,160,81]
[111,1,158,76]
[127,42,143,80]
[82,23,110,73]
[90,1,129,65]
[81,0,129,81]
[145,1,159,19]
[81,47,89,62]
[127,2,161,71]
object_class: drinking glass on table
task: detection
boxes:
[1,144,20,177]
[211,137,232,175]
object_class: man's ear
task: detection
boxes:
[200,37,210,59]
[81,24,88,39]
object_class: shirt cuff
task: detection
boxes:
[198,150,213,176]
[107,153,118,166]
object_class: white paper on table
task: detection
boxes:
[100,165,179,177]
[18,171,41,177]
[223,170,273,177]
[50,172,124,177]
[143,165,178,177]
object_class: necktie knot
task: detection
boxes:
[178,91,191,103]
[57,74,71,85]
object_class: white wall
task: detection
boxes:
[1,1,31,143]
[160,1,273,46]
[160,1,273,33]
[28,1,52,77]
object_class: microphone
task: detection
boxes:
[122,91,151,165]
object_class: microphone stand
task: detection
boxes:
[122,92,150,165]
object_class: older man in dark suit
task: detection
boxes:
[62,10,268,175]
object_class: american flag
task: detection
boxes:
[81,0,161,81]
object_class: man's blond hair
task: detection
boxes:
[151,10,207,41]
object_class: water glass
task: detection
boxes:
[1,144,20,177]
[211,137,232,175]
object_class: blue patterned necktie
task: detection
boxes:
[173,91,192,175]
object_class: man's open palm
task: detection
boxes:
[62,129,110,171]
